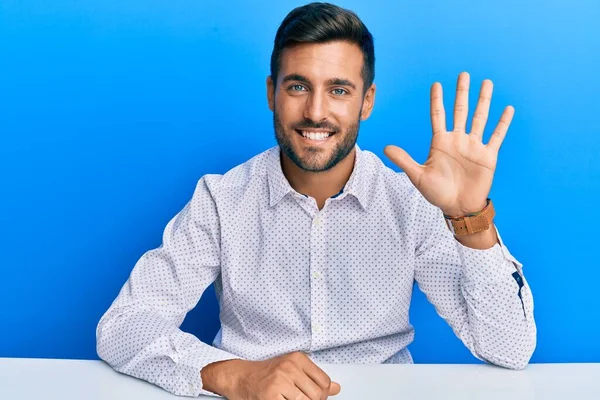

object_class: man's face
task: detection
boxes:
[267,41,375,172]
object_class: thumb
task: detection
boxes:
[329,381,341,396]
[384,145,423,184]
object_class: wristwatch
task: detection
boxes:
[444,198,495,236]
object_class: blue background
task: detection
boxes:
[1,0,599,363]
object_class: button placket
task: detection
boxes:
[309,212,326,349]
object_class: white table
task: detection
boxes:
[0,357,598,399]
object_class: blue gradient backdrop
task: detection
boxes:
[1,0,599,363]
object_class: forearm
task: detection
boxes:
[96,175,244,395]
[456,236,537,369]
[415,193,536,369]
[97,304,241,397]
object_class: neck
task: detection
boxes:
[280,148,356,210]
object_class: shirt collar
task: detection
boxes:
[266,144,375,210]
[267,146,294,207]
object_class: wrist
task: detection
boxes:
[442,199,489,219]
[201,359,247,396]
[443,198,496,240]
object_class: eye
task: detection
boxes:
[332,88,348,96]
[289,84,307,92]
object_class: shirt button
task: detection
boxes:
[312,271,321,279]
[314,217,321,225]
[314,324,322,333]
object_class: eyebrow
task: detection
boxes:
[326,78,356,90]
[281,74,357,90]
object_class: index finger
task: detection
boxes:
[298,354,341,397]
[487,105,515,151]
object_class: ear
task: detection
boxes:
[267,76,275,111]
[360,83,376,120]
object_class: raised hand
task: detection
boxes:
[384,72,514,217]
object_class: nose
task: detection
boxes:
[303,90,329,123]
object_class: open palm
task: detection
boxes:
[384,72,514,217]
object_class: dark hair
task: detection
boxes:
[270,2,375,93]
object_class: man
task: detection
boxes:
[97,2,536,399]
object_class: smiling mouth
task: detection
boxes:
[295,129,336,141]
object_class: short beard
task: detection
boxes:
[273,110,360,173]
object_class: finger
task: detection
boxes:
[384,145,424,188]
[430,82,446,135]
[470,79,493,140]
[293,372,328,400]
[453,71,470,132]
[296,353,335,399]
[487,105,515,151]
[329,382,341,396]
[301,364,341,398]
[282,386,310,400]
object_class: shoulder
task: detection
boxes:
[194,146,275,199]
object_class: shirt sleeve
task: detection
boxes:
[96,176,241,397]
[413,195,537,370]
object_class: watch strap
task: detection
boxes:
[444,198,495,236]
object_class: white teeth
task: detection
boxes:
[301,131,331,140]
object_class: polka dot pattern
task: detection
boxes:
[96,145,536,397]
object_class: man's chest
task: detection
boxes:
[216,205,416,337]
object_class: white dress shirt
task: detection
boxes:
[96,144,536,397]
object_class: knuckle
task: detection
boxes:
[312,387,324,399]
[266,388,281,400]
[281,356,291,364]
[280,359,295,369]
[273,367,288,379]
[454,104,466,112]
[265,381,276,392]
[291,351,305,360]
[264,378,280,395]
